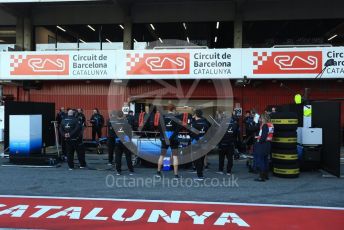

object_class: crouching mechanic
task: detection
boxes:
[217,115,239,176]
[156,104,181,179]
[59,109,86,170]
[110,111,134,176]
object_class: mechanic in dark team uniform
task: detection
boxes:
[90,108,104,141]
[107,111,117,166]
[76,108,87,128]
[127,110,135,130]
[111,111,134,175]
[176,111,193,169]
[156,104,181,179]
[56,107,67,160]
[56,107,67,125]
[59,109,86,170]
[217,115,239,176]
[191,109,210,181]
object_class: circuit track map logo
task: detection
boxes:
[253,51,323,74]
[126,53,190,75]
[10,54,69,75]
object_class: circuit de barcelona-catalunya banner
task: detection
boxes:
[0,47,343,80]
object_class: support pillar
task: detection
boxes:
[123,18,133,50]
[16,16,32,51]
[233,17,243,48]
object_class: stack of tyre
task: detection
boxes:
[270,112,299,178]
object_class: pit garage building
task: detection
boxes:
[0,0,343,139]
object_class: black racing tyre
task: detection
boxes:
[271,147,297,154]
[271,148,298,164]
[273,162,300,178]
[273,131,297,138]
[272,131,297,149]
[270,112,298,131]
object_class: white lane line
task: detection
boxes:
[0,195,343,211]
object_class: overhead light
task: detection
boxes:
[214,36,218,43]
[150,24,156,31]
[133,38,138,43]
[87,25,95,32]
[0,40,5,43]
[56,26,66,32]
[158,37,163,43]
[0,30,15,35]
[183,22,187,30]
[79,39,86,44]
[119,24,124,30]
[216,22,220,29]
[106,38,112,43]
[328,34,338,41]
[186,37,190,43]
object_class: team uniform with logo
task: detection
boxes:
[90,113,104,141]
[191,117,210,179]
[218,118,239,174]
[159,113,181,152]
[110,117,134,174]
[59,115,86,169]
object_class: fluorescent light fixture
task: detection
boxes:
[186,37,190,43]
[133,38,138,43]
[87,25,95,31]
[119,24,124,30]
[183,22,187,30]
[150,24,156,31]
[214,36,218,43]
[79,39,86,43]
[56,26,66,32]
[328,34,338,41]
[158,37,163,43]
[216,21,220,29]
[106,38,111,43]
[0,30,16,35]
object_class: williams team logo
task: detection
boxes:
[253,51,322,74]
[10,54,69,75]
[126,53,190,75]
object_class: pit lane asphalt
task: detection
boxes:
[0,153,343,207]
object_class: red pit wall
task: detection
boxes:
[3,79,344,139]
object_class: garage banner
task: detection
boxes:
[0,51,117,80]
[242,47,344,79]
[0,47,343,80]
[119,49,241,79]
